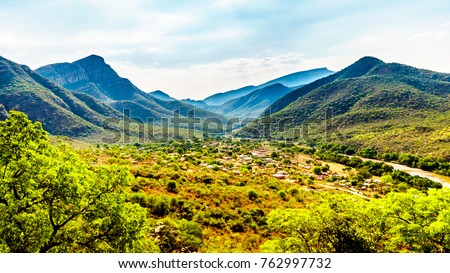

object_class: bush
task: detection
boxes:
[312,166,322,175]
[202,177,213,185]
[230,220,246,232]
[151,219,203,253]
[287,187,300,196]
[282,158,291,164]
[278,190,288,201]
[357,147,378,159]
[166,180,178,193]
[248,190,259,200]
[321,164,330,173]
[152,197,171,217]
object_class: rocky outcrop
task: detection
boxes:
[0,103,8,120]
[36,62,89,85]
[37,55,146,101]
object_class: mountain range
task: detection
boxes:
[210,83,293,118]
[36,55,224,123]
[2,54,334,137]
[149,90,176,101]
[182,67,334,118]
[200,68,334,106]
[241,56,450,157]
[0,55,120,136]
[2,53,449,157]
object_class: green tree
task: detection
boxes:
[0,111,146,253]
[262,189,450,253]
[312,166,322,175]
[262,193,375,253]
[151,219,203,253]
[380,189,450,252]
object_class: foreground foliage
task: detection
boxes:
[263,189,450,253]
[0,111,146,252]
[2,111,450,253]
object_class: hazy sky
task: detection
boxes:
[1,0,450,99]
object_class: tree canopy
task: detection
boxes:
[0,111,146,252]
[262,189,450,253]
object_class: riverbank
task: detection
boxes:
[356,157,450,188]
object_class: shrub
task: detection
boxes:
[287,186,300,196]
[202,177,213,185]
[278,190,288,201]
[166,180,178,193]
[321,164,330,173]
[312,166,322,175]
[230,220,246,232]
[152,197,171,217]
[248,190,259,200]
[271,152,279,159]
[282,158,291,164]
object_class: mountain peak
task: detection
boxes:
[339,56,384,78]
[79,54,105,63]
[357,56,383,63]
[352,56,385,69]
[73,54,108,69]
[149,90,176,101]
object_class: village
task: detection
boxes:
[161,140,388,199]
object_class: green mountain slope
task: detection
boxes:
[0,56,112,136]
[241,57,450,157]
[72,91,122,119]
[262,57,383,116]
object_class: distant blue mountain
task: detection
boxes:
[214,83,294,118]
[202,68,334,106]
[149,90,176,101]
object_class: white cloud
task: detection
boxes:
[212,0,255,8]
[2,0,450,97]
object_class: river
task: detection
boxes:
[355,157,450,188]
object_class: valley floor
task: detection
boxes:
[70,137,450,253]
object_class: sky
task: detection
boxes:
[1,0,450,100]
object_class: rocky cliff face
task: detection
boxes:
[73,55,119,82]
[37,65,107,100]
[36,63,89,86]
[0,103,8,120]
[0,56,117,136]
[37,55,144,101]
